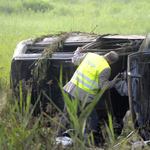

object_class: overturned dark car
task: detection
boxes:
[11,32,150,138]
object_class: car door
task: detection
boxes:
[127,33,150,138]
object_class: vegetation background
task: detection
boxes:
[0,0,150,149]
[0,0,150,83]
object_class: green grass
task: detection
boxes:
[0,1,150,148]
[0,69,114,149]
[0,81,145,149]
[0,0,150,82]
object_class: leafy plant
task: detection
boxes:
[42,67,108,149]
[0,85,42,149]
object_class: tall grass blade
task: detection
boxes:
[24,91,41,128]
[108,111,114,140]
[43,92,63,115]
[19,81,23,116]
[0,103,17,148]
[25,116,41,150]
[105,111,115,146]
[78,84,107,137]
[58,66,108,149]
[44,112,67,132]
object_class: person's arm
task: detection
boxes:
[72,47,87,65]
[99,68,121,89]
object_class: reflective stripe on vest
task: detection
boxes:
[71,53,110,95]
[72,70,99,92]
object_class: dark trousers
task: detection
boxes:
[57,94,98,137]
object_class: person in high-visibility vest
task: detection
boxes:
[57,47,121,137]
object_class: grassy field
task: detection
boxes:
[0,0,150,149]
[0,0,150,83]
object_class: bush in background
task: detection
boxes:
[22,0,54,13]
[0,0,54,14]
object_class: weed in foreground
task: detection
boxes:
[44,67,108,149]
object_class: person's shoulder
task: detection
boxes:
[103,67,111,71]
[100,68,110,75]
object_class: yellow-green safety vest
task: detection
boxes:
[71,53,111,95]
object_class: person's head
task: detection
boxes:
[104,51,118,64]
